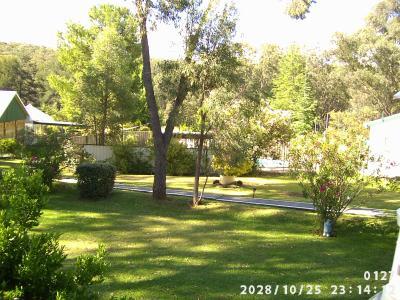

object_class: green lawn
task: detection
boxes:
[0,158,23,169]
[0,158,398,211]
[116,174,400,211]
[36,183,397,299]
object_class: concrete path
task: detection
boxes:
[59,179,387,217]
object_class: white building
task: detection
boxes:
[366,112,400,177]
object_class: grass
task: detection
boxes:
[1,157,398,210]
[36,183,397,299]
[116,174,400,211]
[0,158,23,169]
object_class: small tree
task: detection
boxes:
[22,130,67,189]
[208,92,254,179]
[249,105,292,169]
[22,129,93,189]
[289,114,369,236]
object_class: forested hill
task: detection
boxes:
[0,42,60,111]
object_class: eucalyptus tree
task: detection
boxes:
[255,44,283,100]
[334,0,400,117]
[135,0,241,201]
[307,53,349,126]
[189,5,242,206]
[50,4,144,145]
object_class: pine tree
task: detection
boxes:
[271,46,316,134]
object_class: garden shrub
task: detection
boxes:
[167,139,195,176]
[22,130,67,188]
[76,163,117,199]
[0,138,21,157]
[113,143,153,174]
[289,112,370,236]
[211,152,253,176]
[0,167,48,229]
[0,167,108,300]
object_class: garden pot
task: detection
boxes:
[323,219,334,237]
[219,175,236,186]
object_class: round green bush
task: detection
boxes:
[76,163,117,199]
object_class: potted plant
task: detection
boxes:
[212,150,253,186]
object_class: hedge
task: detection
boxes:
[76,163,116,199]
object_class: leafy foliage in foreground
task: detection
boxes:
[0,167,108,299]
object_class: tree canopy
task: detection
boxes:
[334,0,400,117]
[271,46,316,134]
[50,4,145,145]
[0,43,59,108]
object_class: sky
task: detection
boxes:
[0,0,381,59]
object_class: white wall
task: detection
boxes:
[83,145,154,163]
[367,116,400,177]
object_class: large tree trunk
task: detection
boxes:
[136,1,196,200]
[153,145,167,200]
[98,78,109,146]
[99,127,106,146]
[136,2,167,201]
[192,112,206,206]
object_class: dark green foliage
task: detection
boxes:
[16,233,67,299]
[0,138,21,157]
[271,46,317,134]
[0,167,48,229]
[112,144,153,174]
[76,163,117,199]
[50,4,146,145]
[167,139,195,176]
[22,131,67,188]
[0,167,108,299]
[0,42,60,108]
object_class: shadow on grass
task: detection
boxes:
[35,183,397,299]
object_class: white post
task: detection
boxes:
[380,208,400,300]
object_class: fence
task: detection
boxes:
[71,135,97,145]
[123,130,152,146]
[83,145,113,161]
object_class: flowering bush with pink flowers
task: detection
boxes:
[289,114,370,236]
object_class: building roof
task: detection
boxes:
[25,104,81,126]
[0,90,80,126]
[25,104,55,123]
[0,91,29,122]
[365,112,400,127]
